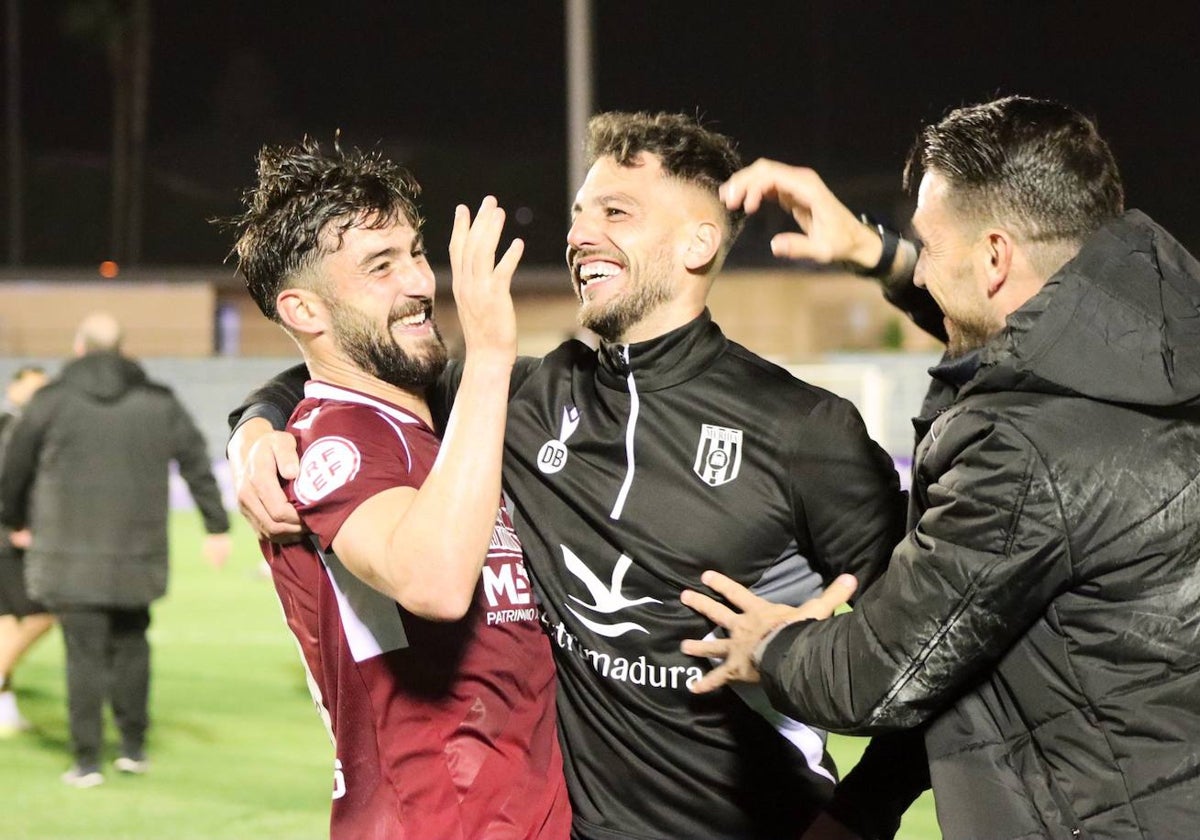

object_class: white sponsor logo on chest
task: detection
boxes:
[693,424,743,486]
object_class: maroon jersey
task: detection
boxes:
[263,381,570,840]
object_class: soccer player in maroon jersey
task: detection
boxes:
[227,140,570,839]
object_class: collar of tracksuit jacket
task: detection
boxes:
[594,308,727,393]
[592,308,727,520]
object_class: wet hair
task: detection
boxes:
[904,96,1124,243]
[228,137,423,321]
[586,111,746,244]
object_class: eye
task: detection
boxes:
[411,245,428,260]
[604,206,627,219]
[372,261,391,273]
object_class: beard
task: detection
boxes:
[944,314,997,358]
[577,244,677,342]
[326,298,448,390]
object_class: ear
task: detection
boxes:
[981,229,1016,297]
[276,288,328,336]
[683,221,722,271]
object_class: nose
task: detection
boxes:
[566,210,600,254]
[401,258,437,297]
[912,254,927,289]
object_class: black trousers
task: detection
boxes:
[56,607,151,768]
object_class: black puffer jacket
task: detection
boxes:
[760,211,1200,839]
[0,352,228,608]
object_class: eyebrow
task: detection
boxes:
[358,247,400,268]
[571,191,640,216]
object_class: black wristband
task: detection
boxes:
[859,213,900,279]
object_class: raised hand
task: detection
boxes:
[680,570,857,694]
[719,159,883,269]
[448,196,524,367]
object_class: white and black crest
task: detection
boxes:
[693,424,743,487]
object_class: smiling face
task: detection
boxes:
[911,171,1005,356]
[313,216,447,389]
[565,153,719,343]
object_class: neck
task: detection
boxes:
[306,354,433,427]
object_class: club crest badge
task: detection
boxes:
[537,405,580,475]
[693,424,743,487]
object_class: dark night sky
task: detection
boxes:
[13,0,1200,267]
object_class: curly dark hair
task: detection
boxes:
[585,111,746,244]
[228,137,423,321]
[904,96,1124,243]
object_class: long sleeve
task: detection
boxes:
[226,362,309,434]
[171,396,230,534]
[761,414,1072,732]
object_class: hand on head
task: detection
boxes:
[719,159,883,270]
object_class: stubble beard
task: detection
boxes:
[578,244,677,343]
[327,299,448,390]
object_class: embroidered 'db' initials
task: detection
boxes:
[693,424,743,487]
[537,405,580,475]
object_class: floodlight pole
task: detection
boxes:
[565,0,593,213]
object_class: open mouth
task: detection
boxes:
[390,299,433,331]
[575,259,625,299]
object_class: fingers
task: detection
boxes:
[679,637,730,659]
[688,663,738,695]
[494,236,525,285]
[770,232,820,262]
[696,570,768,613]
[679,588,740,629]
[798,573,858,620]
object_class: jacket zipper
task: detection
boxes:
[609,344,639,520]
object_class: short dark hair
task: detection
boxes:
[229,138,423,321]
[904,96,1124,243]
[586,111,746,243]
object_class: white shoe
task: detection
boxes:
[114,756,150,775]
[61,766,105,788]
[0,690,30,736]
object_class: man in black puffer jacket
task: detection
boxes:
[685,96,1200,839]
[0,312,231,788]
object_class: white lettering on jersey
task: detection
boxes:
[561,545,661,637]
[537,405,580,475]
[543,614,704,690]
[482,561,532,609]
[295,436,362,503]
[693,424,743,487]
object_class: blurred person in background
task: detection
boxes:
[228,113,906,840]
[0,312,231,788]
[683,95,1200,839]
[0,365,53,735]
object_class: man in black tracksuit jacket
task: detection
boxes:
[688,97,1200,839]
[0,313,230,784]
[229,113,907,839]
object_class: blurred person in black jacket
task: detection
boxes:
[0,312,232,788]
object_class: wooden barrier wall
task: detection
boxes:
[0,269,941,361]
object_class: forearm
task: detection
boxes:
[380,355,513,616]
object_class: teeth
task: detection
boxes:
[579,262,622,281]
[398,311,427,326]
